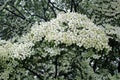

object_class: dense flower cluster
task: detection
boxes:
[0,13,110,60]
[0,40,12,59]
[10,42,34,60]
[23,12,110,51]
[0,40,34,60]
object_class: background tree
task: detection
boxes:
[0,0,120,80]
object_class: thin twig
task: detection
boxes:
[23,66,44,80]
[10,5,26,19]
[54,55,59,78]
[0,0,9,12]
[48,0,66,13]
[5,8,26,20]
[48,0,57,17]
[70,0,77,12]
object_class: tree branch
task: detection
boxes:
[48,0,57,17]
[4,7,32,23]
[54,55,59,78]
[5,8,26,20]
[21,60,44,80]
[23,65,44,80]
[41,0,49,21]
[70,0,77,12]
[10,5,26,19]
[48,0,66,13]
[70,0,73,12]
[24,8,48,21]
[0,0,9,12]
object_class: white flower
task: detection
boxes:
[26,12,110,51]
[10,42,34,60]
[0,40,12,59]
[44,47,61,57]
[0,12,111,60]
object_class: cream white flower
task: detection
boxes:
[10,42,34,60]
[25,12,110,51]
[0,12,111,60]
[0,40,12,59]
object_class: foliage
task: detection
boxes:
[0,0,120,80]
[79,0,120,26]
[0,12,114,80]
[0,0,63,40]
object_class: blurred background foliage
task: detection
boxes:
[0,0,120,80]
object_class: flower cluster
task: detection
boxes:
[0,12,110,60]
[0,40,12,60]
[20,22,47,43]
[10,42,34,60]
[0,40,34,60]
[24,12,110,51]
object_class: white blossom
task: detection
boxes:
[0,40,12,59]
[0,12,111,60]
[20,12,110,51]
[27,12,110,51]
[10,42,34,60]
